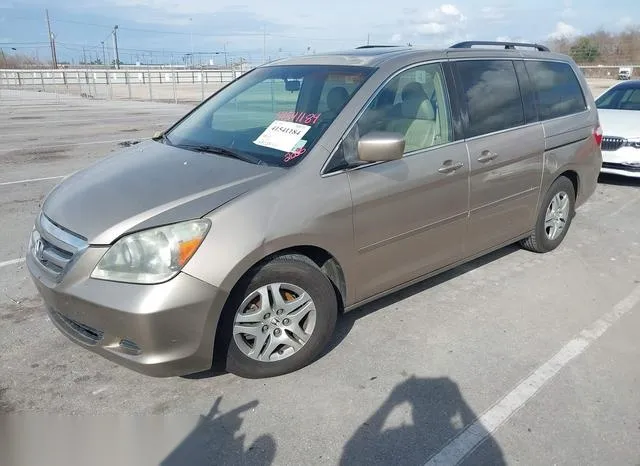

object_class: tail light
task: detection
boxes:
[593,124,603,147]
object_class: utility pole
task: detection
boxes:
[189,17,194,68]
[367,33,370,46]
[263,26,266,64]
[223,42,228,68]
[101,41,107,68]
[82,46,87,65]
[112,25,120,69]
[45,9,57,69]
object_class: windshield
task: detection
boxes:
[595,86,640,110]
[165,64,375,166]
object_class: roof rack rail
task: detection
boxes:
[449,41,550,52]
[355,45,402,49]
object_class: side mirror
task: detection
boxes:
[357,131,405,162]
[153,130,164,139]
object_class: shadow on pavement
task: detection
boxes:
[160,396,276,466]
[322,243,520,358]
[340,376,505,466]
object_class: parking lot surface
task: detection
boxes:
[1,86,639,466]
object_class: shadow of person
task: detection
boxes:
[161,396,276,466]
[340,376,505,466]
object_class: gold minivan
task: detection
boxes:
[27,41,603,378]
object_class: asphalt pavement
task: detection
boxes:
[0,87,639,466]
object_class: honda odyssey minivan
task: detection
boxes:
[27,41,603,379]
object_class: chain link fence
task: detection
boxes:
[0,68,244,104]
[0,65,628,106]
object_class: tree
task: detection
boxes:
[569,37,600,63]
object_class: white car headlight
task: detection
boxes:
[91,219,210,284]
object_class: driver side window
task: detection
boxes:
[326,62,453,172]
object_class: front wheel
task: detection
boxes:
[521,175,576,253]
[219,255,338,379]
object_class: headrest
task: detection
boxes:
[327,86,349,112]
[401,82,427,101]
[400,97,435,120]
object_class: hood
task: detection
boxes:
[598,109,640,139]
[43,140,284,244]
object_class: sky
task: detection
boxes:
[0,0,638,66]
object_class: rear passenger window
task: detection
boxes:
[456,60,525,138]
[525,61,587,120]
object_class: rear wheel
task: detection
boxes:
[219,255,337,378]
[521,175,576,253]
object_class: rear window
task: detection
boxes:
[525,61,587,120]
[456,60,525,138]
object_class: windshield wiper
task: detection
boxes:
[176,143,263,165]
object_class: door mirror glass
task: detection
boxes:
[357,131,405,162]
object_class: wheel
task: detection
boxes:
[521,176,575,253]
[219,255,338,378]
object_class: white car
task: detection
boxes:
[596,80,640,178]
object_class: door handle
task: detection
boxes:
[438,161,464,174]
[477,150,498,163]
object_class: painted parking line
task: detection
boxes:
[425,282,640,466]
[0,258,25,269]
[0,175,66,187]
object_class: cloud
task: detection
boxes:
[390,33,403,43]
[618,16,634,29]
[481,6,504,21]
[495,35,533,44]
[409,3,467,37]
[548,21,580,40]
[134,16,194,26]
[560,0,575,19]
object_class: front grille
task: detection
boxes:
[602,162,640,172]
[31,214,87,282]
[601,136,625,152]
[54,311,104,344]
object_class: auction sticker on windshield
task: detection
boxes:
[253,120,311,152]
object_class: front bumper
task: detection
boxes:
[27,244,228,377]
[601,147,640,178]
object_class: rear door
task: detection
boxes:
[451,59,544,255]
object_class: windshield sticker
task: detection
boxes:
[283,147,307,163]
[253,120,311,152]
[276,111,321,125]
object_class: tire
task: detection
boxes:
[521,175,576,253]
[218,254,338,379]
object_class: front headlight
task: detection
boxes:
[91,219,210,284]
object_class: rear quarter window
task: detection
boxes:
[525,60,587,120]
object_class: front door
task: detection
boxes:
[332,62,470,301]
